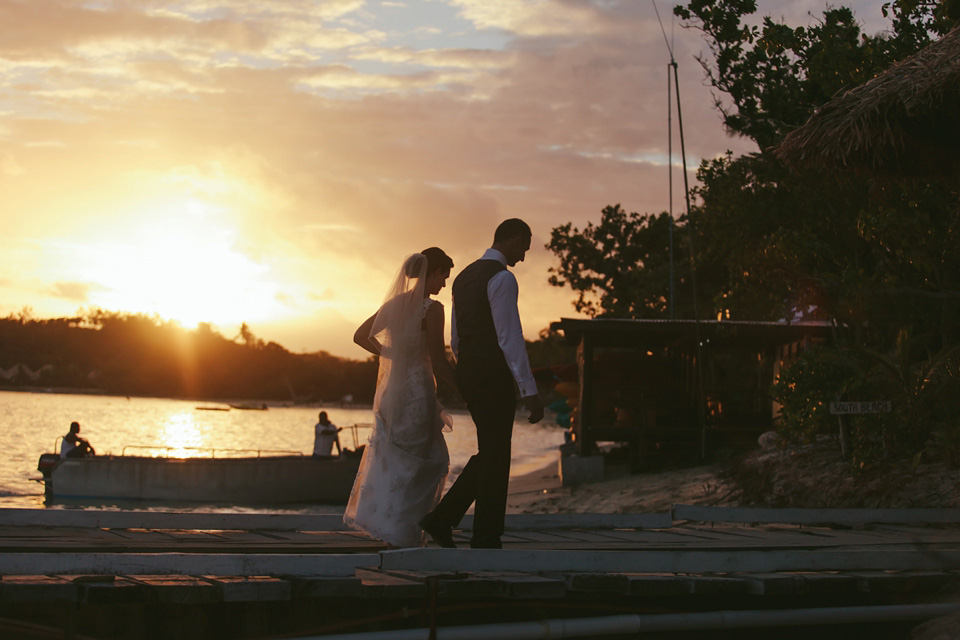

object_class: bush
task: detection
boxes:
[773,347,872,444]
[774,335,960,467]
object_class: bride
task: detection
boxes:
[344,248,458,547]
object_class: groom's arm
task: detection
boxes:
[487,272,541,422]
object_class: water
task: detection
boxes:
[1,390,565,513]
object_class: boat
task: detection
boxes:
[37,443,365,505]
[229,403,268,410]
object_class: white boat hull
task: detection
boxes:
[45,455,361,504]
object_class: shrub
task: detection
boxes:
[774,334,960,467]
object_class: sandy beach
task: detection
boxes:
[511,436,960,513]
[506,457,731,514]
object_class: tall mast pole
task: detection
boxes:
[667,63,675,319]
[654,0,706,458]
[670,59,707,460]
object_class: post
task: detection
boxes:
[838,415,851,460]
[575,334,595,456]
[829,400,892,460]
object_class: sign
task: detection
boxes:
[829,401,892,415]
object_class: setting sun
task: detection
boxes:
[73,196,285,328]
[0,0,814,357]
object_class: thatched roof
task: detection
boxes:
[774,25,960,178]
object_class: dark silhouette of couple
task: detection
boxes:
[344,218,543,549]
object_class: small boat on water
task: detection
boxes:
[37,435,367,505]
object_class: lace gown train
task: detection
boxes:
[343,298,450,548]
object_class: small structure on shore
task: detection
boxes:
[774,24,960,178]
[551,318,834,474]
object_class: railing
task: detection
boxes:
[57,424,375,459]
[342,423,373,450]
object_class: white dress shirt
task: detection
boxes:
[452,248,539,398]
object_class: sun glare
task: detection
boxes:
[76,196,286,328]
[158,412,206,458]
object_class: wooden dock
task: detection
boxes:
[1,506,959,638]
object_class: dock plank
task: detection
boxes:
[461,513,673,530]
[0,509,354,532]
[736,572,808,595]
[561,572,629,593]
[0,575,77,602]
[674,505,960,525]
[202,575,292,602]
[847,570,960,594]
[126,574,219,603]
[380,570,507,599]
[622,573,694,596]
[290,576,363,598]
[474,571,566,599]
[1,506,957,609]
[687,575,748,595]
[356,568,425,598]
[380,547,960,574]
[70,576,145,604]
[0,552,380,577]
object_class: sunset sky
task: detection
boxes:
[1,0,887,358]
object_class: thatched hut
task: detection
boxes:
[774,24,960,178]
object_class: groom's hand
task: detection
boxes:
[524,394,544,424]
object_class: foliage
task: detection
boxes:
[773,336,960,467]
[772,347,866,444]
[689,151,869,324]
[546,205,694,318]
[0,310,379,403]
[852,332,960,465]
[0,309,574,408]
[526,328,576,371]
[673,1,960,337]
[673,0,952,149]
[547,0,960,468]
[674,0,960,345]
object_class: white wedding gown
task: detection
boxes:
[343,297,451,548]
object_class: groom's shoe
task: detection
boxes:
[419,515,456,548]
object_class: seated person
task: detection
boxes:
[60,421,95,459]
[312,411,342,457]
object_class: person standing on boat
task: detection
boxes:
[312,411,342,457]
[344,247,458,548]
[419,219,543,549]
[60,421,95,458]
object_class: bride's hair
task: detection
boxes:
[420,247,454,276]
[403,254,426,278]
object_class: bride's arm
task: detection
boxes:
[424,301,458,391]
[353,311,382,356]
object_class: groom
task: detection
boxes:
[420,218,544,549]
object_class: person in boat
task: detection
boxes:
[60,421,95,459]
[344,247,458,548]
[312,411,342,457]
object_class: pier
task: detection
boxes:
[1,507,959,638]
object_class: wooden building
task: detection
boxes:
[550,318,835,467]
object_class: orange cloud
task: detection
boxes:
[0,0,883,355]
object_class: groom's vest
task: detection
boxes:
[453,259,507,363]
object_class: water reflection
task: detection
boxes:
[3,391,566,512]
[157,411,204,457]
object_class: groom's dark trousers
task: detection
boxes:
[428,259,517,548]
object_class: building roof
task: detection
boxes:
[774,25,960,178]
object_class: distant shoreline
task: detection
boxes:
[0,387,377,410]
[0,385,106,396]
